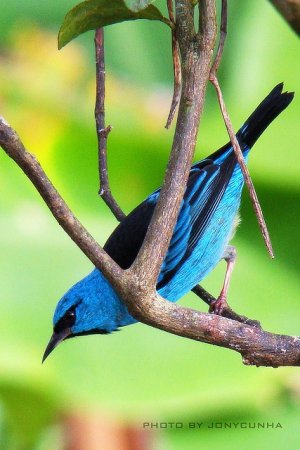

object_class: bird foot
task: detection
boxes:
[209,294,228,315]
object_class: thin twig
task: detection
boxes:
[209,0,274,258]
[191,285,261,328]
[210,75,274,258]
[95,28,125,222]
[165,0,182,129]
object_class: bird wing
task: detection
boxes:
[105,84,295,289]
[104,154,236,288]
[156,156,236,289]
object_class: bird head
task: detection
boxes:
[42,269,135,361]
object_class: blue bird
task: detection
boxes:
[43,84,293,361]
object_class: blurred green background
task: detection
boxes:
[0,0,300,449]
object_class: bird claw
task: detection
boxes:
[209,295,228,315]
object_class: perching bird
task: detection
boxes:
[43,83,293,361]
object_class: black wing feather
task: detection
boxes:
[104,198,156,269]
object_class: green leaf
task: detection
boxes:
[58,0,171,49]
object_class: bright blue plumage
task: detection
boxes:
[43,83,294,360]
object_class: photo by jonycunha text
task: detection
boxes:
[142,422,283,429]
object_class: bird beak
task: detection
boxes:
[42,328,71,363]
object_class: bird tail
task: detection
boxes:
[237,83,294,148]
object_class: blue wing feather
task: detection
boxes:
[157,155,236,290]
[158,164,220,284]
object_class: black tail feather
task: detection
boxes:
[237,83,294,148]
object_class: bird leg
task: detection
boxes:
[209,245,236,315]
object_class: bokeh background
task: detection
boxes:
[0,0,300,449]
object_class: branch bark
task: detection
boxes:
[269,0,300,36]
[1,0,300,368]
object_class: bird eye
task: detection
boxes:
[66,310,75,320]
[54,307,76,333]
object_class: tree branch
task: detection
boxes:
[95,28,125,222]
[0,117,124,288]
[209,0,274,258]
[131,0,217,287]
[269,0,300,36]
[125,290,300,367]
